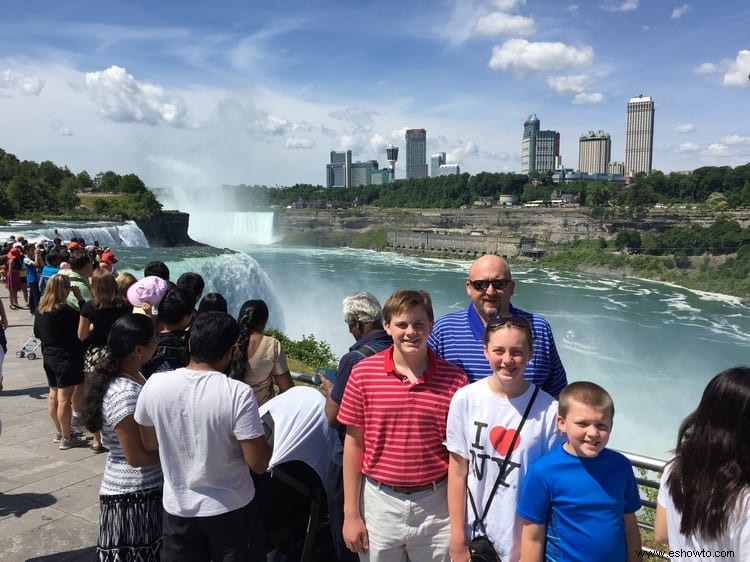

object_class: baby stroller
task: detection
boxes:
[255,387,341,562]
[16,335,41,360]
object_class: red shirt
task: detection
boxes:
[337,346,468,486]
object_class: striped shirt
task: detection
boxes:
[100,377,163,495]
[428,303,567,398]
[337,346,468,486]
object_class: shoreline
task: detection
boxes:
[377,247,748,306]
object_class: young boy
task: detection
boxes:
[516,381,642,562]
[337,289,468,561]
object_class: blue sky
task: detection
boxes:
[0,0,748,188]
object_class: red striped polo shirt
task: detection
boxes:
[337,346,468,486]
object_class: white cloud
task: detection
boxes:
[329,106,378,134]
[572,92,604,104]
[84,65,191,127]
[567,4,579,13]
[601,0,639,12]
[447,140,480,163]
[474,12,535,37]
[703,143,729,157]
[674,123,695,133]
[671,4,690,19]
[722,50,750,87]
[491,0,525,9]
[693,62,717,75]
[285,137,314,150]
[1,68,44,96]
[50,119,73,136]
[720,134,750,146]
[392,127,408,142]
[546,74,588,94]
[489,39,594,75]
[674,142,699,153]
[369,133,388,155]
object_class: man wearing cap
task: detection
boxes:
[428,254,567,398]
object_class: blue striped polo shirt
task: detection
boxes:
[428,303,567,398]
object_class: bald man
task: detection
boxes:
[428,254,567,397]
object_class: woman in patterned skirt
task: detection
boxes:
[82,314,163,561]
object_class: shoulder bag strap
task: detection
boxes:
[468,385,540,535]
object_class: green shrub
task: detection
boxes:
[266,329,337,369]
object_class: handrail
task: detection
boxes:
[618,450,669,560]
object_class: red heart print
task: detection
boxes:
[489,426,520,457]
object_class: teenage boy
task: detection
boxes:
[338,289,468,561]
[517,381,642,562]
[141,287,193,378]
[135,312,271,562]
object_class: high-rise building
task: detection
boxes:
[326,150,352,188]
[431,152,446,177]
[405,129,428,179]
[521,114,540,174]
[386,145,399,181]
[521,114,559,173]
[578,130,611,174]
[625,94,655,175]
[437,163,460,176]
[608,161,625,175]
[536,130,560,173]
[351,160,389,187]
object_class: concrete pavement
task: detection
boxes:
[0,296,105,561]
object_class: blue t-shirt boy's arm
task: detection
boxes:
[623,461,642,514]
[516,463,551,524]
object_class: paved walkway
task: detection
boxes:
[0,296,104,561]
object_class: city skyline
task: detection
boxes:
[0,1,748,188]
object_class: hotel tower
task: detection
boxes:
[625,95,655,175]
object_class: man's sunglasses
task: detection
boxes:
[468,278,512,292]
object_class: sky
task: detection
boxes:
[0,0,749,189]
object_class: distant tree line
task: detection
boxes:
[0,148,162,220]
[240,163,750,211]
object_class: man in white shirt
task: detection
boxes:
[136,312,271,561]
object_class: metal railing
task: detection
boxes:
[619,450,669,560]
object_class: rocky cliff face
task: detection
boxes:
[136,211,199,246]
[277,207,748,243]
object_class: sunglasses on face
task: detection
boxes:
[468,278,512,292]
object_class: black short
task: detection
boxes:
[162,500,265,562]
[43,350,84,389]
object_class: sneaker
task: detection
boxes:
[59,435,88,450]
[71,414,83,429]
[53,429,82,443]
[53,432,62,443]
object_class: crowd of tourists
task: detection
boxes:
[1,232,747,562]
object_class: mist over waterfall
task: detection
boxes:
[1,220,149,247]
[188,211,276,246]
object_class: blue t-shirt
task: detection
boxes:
[517,444,641,562]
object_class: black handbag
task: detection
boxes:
[466,386,539,562]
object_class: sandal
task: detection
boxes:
[90,443,108,454]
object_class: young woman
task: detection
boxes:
[230,299,294,406]
[655,367,750,559]
[6,244,24,309]
[78,269,132,453]
[445,315,562,562]
[82,314,163,561]
[34,274,86,449]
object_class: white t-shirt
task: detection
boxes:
[658,463,750,561]
[135,367,265,517]
[445,380,562,562]
[100,377,162,495]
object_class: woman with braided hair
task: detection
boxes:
[82,313,163,561]
[230,299,294,406]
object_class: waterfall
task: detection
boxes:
[1,220,149,248]
[187,212,276,246]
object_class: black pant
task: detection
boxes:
[161,500,265,562]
